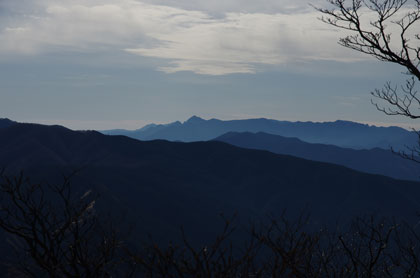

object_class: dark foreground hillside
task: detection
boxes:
[1,123,420,244]
[2,122,420,276]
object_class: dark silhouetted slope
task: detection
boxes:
[0,118,16,129]
[214,132,420,181]
[102,116,417,150]
[1,123,420,244]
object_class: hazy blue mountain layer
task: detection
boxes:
[214,132,420,182]
[1,122,420,245]
[102,116,417,150]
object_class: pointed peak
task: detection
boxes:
[185,115,205,124]
[138,123,158,132]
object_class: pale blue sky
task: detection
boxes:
[0,0,418,130]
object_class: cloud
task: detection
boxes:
[138,0,326,15]
[0,0,368,75]
[125,9,368,74]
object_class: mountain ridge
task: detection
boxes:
[102,116,416,150]
[214,131,420,181]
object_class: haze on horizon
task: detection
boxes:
[0,0,417,130]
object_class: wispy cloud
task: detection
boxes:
[0,0,367,75]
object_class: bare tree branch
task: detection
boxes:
[0,172,127,277]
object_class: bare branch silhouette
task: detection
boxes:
[0,172,127,277]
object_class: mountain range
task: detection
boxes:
[102,116,418,150]
[214,132,420,182]
[1,120,420,246]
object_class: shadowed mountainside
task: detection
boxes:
[0,118,16,129]
[214,132,420,182]
[1,123,420,244]
[102,116,417,150]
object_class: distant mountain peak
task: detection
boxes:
[138,123,158,132]
[333,119,366,125]
[185,115,205,124]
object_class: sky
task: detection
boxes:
[0,0,419,130]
